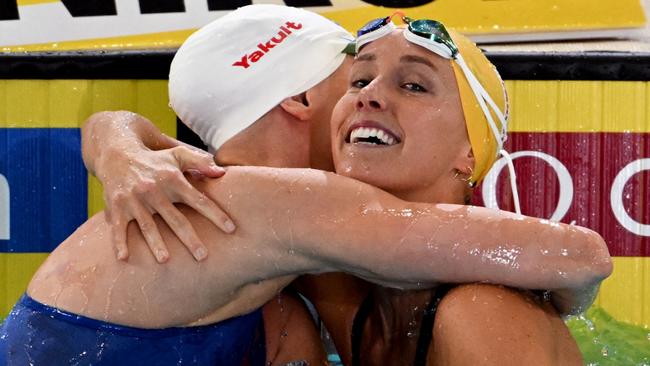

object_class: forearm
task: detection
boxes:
[201,167,612,307]
[81,111,177,175]
[281,174,612,294]
[329,204,611,292]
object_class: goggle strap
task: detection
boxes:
[456,55,506,152]
[455,54,507,125]
[356,22,396,53]
[499,149,522,215]
[474,76,508,140]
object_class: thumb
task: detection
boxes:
[173,147,225,178]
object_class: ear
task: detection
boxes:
[455,145,475,176]
[279,92,313,121]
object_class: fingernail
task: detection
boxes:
[224,220,236,233]
[195,247,207,261]
[156,249,169,262]
[117,249,127,260]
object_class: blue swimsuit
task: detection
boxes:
[0,294,265,365]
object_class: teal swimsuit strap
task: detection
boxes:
[351,284,453,366]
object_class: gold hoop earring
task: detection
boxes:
[454,168,475,188]
[454,169,470,182]
[465,166,475,188]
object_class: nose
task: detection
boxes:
[355,80,386,111]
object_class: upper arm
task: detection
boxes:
[195,166,415,281]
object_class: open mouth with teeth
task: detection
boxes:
[347,126,400,146]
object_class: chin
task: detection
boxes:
[335,160,395,191]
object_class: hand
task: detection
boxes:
[550,283,600,317]
[97,143,236,263]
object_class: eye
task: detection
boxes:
[351,79,370,89]
[402,82,427,92]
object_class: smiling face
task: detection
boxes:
[331,29,474,203]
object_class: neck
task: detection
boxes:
[309,118,335,172]
[232,108,311,168]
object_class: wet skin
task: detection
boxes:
[28,165,607,329]
[314,30,584,365]
[41,29,609,366]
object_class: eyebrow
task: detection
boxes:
[400,54,437,71]
[355,53,376,62]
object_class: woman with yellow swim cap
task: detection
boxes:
[325,14,583,365]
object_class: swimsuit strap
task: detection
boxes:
[351,292,375,366]
[413,284,453,366]
[350,285,453,366]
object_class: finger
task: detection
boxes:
[151,195,209,261]
[176,179,236,234]
[172,146,224,178]
[129,201,170,263]
[109,212,130,261]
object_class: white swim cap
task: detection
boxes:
[169,4,354,150]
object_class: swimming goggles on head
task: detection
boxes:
[357,13,457,59]
[356,14,521,214]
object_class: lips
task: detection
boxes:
[346,123,401,146]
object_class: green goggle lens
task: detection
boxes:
[406,18,458,57]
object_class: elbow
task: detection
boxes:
[595,250,613,283]
[83,110,116,126]
[83,110,137,128]
[580,230,613,285]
